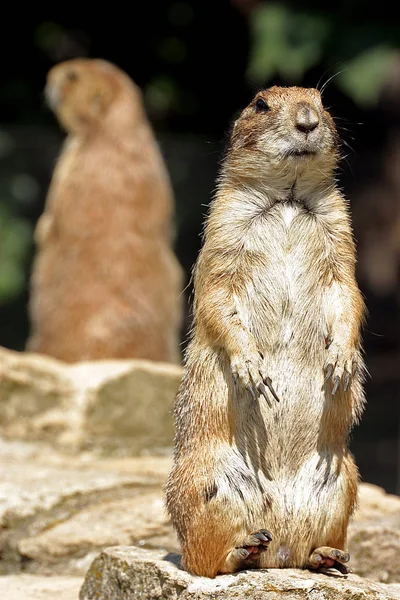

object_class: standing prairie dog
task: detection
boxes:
[166,86,366,578]
[27,58,183,363]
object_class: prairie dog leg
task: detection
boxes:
[182,513,272,577]
[220,530,272,574]
[323,280,364,395]
[173,449,271,577]
[196,281,280,405]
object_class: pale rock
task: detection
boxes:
[353,483,400,522]
[18,492,180,571]
[0,346,183,455]
[79,546,400,600]
[0,453,171,574]
[0,574,82,600]
[1,427,400,584]
[348,483,400,583]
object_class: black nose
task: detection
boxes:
[295,104,319,133]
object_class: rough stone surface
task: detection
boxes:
[80,546,400,600]
[0,447,174,575]
[18,491,180,573]
[0,346,183,455]
[1,433,399,583]
[353,483,400,523]
[348,483,400,584]
[0,574,82,600]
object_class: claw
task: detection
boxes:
[259,529,273,541]
[246,385,257,401]
[312,553,323,564]
[319,567,348,578]
[254,531,271,543]
[343,370,351,391]
[257,383,272,408]
[324,364,334,382]
[263,377,280,402]
[332,375,341,395]
[325,335,333,349]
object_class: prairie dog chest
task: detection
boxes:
[239,201,326,339]
[281,202,297,227]
[244,201,320,273]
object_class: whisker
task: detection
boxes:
[340,138,355,154]
[316,62,343,92]
[334,117,364,126]
[336,126,356,136]
[320,68,348,95]
[338,153,355,179]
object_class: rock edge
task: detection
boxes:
[80,545,400,600]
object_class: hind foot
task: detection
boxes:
[220,529,272,574]
[308,546,351,577]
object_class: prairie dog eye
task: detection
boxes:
[255,98,269,112]
[66,71,78,83]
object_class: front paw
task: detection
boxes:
[230,352,279,406]
[324,342,357,395]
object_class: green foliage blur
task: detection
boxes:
[0,205,31,303]
[247,3,398,106]
[0,131,37,304]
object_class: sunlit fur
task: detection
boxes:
[28,59,183,362]
[165,86,366,577]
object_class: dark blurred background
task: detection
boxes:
[0,2,398,492]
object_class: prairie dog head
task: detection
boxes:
[226,86,339,186]
[45,59,144,135]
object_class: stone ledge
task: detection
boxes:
[348,483,400,583]
[0,574,82,600]
[79,546,400,600]
[0,453,173,575]
[0,346,183,455]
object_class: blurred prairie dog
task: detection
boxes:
[166,86,365,577]
[28,58,183,363]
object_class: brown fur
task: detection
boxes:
[27,59,183,363]
[165,86,366,577]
